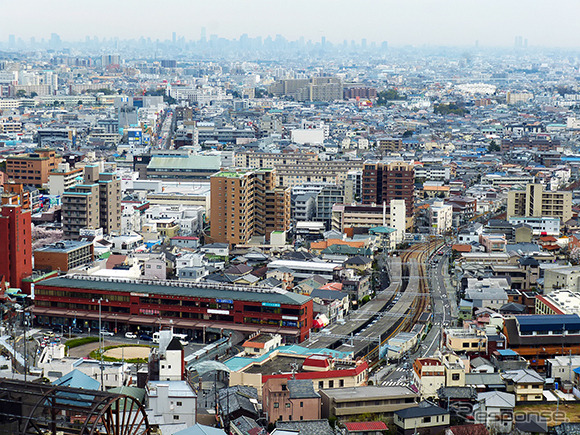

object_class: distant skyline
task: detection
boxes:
[2,0,580,48]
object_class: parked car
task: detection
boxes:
[125,332,137,339]
[100,330,114,337]
[139,334,153,342]
[71,327,83,334]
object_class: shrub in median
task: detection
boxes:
[65,337,99,349]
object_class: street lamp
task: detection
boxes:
[92,297,108,391]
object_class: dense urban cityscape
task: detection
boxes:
[2,8,580,434]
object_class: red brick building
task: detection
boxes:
[362,161,414,219]
[0,204,32,289]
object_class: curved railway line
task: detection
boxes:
[305,240,443,361]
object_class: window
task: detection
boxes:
[452,373,460,381]
[173,415,179,420]
[423,416,431,423]
[286,403,291,408]
[300,402,303,408]
[274,402,279,408]
[329,380,334,388]
[176,402,182,406]
[281,384,287,391]
[339,380,344,387]
[319,381,323,389]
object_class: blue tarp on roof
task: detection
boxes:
[497,349,519,356]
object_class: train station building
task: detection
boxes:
[31,274,313,342]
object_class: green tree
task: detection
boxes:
[16,90,26,98]
[97,88,116,95]
[255,88,270,98]
[433,103,469,116]
[488,140,500,152]
[377,89,406,105]
[30,91,38,98]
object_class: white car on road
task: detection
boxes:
[100,330,114,337]
[125,332,137,339]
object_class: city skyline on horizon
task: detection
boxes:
[2,0,580,50]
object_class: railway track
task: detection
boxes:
[359,239,442,361]
[304,239,442,359]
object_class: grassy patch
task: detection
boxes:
[90,344,152,364]
[516,403,580,426]
[65,336,99,349]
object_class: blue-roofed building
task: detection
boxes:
[53,369,100,390]
[516,314,580,334]
[52,369,100,407]
[503,314,580,370]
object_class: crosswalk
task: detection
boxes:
[383,378,409,387]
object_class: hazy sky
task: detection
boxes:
[3,0,580,48]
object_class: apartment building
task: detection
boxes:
[61,165,121,239]
[233,151,317,169]
[269,77,343,102]
[262,378,321,424]
[332,200,407,236]
[48,162,83,196]
[444,328,488,354]
[320,386,418,420]
[209,168,290,245]
[362,161,414,228]
[543,266,580,293]
[507,216,560,236]
[430,201,453,235]
[0,204,32,289]
[34,240,94,272]
[276,160,364,188]
[376,137,403,154]
[0,119,22,134]
[5,148,61,187]
[507,183,572,222]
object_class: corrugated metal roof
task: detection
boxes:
[37,275,311,306]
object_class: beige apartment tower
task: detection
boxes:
[62,165,121,239]
[507,183,572,222]
[209,168,290,245]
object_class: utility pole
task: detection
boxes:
[23,309,27,382]
[99,299,103,390]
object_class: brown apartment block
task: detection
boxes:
[210,168,290,245]
[61,165,121,239]
[263,378,321,424]
[5,148,61,187]
[362,161,415,222]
